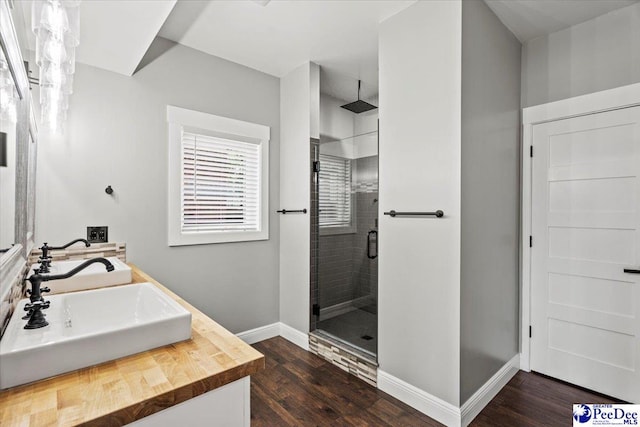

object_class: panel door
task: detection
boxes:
[531,106,640,402]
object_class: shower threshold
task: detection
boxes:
[309,330,378,386]
[311,329,377,363]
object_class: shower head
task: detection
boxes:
[341,100,378,114]
[341,80,377,114]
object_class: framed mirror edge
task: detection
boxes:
[0,0,28,100]
[25,107,38,255]
[0,244,25,297]
[0,0,37,267]
[29,104,38,141]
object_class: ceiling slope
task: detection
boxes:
[18,0,177,76]
[158,0,415,84]
[485,0,639,43]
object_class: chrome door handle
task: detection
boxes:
[624,268,640,274]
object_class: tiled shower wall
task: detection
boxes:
[318,233,354,308]
[353,192,378,309]
[352,156,378,309]
[315,155,378,314]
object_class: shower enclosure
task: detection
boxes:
[311,129,379,358]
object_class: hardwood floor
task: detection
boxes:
[251,337,443,426]
[251,337,622,426]
[472,371,621,427]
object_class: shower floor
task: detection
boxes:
[316,308,377,356]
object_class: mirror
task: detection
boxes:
[0,48,18,252]
[0,0,37,266]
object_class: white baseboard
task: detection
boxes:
[460,354,520,426]
[278,322,309,351]
[378,355,520,427]
[377,370,462,427]
[235,322,309,351]
[235,323,280,345]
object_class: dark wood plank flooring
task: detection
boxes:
[251,337,442,426]
[251,337,621,426]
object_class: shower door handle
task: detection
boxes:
[367,230,378,259]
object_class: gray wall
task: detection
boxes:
[522,2,640,107]
[34,38,280,333]
[279,62,313,335]
[379,0,462,405]
[460,0,521,404]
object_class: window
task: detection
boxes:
[319,154,354,232]
[182,132,259,233]
[167,106,269,245]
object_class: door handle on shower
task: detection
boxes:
[367,230,378,259]
[624,268,640,274]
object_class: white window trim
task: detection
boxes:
[167,105,270,246]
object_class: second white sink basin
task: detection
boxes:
[28,257,132,293]
[0,283,192,389]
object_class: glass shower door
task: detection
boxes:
[312,130,379,357]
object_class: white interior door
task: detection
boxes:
[531,106,640,403]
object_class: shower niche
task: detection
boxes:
[310,74,379,360]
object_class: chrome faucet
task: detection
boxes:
[38,238,91,273]
[24,257,114,329]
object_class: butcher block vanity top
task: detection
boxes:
[0,264,265,426]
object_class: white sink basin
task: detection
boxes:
[0,283,192,389]
[28,257,132,293]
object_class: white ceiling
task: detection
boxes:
[15,0,177,76]
[158,0,639,100]
[320,67,378,103]
[10,0,639,98]
[158,0,416,89]
[484,0,639,43]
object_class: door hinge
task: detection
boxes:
[313,161,320,173]
[530,145,533,157]
[312,304,320,316]
[529,236,533,247]
[529,326,532,338]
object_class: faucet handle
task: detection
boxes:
[40,287,51,294]
[24,300,50,311]
[36,263,50,273]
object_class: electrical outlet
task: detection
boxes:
[87,226,108,243]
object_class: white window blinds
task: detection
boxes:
[182,131,260,233]
[319,154,352,227]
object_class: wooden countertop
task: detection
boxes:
[0,264,265,426]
